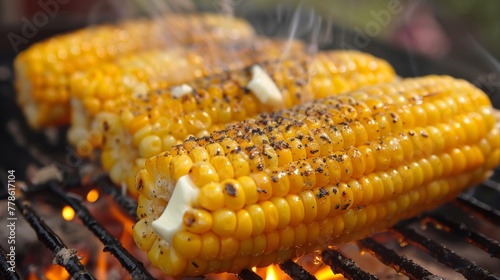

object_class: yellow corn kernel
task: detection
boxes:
[211,209,237,237]
[198,182,225,212]
[184,209,213,234]
[16,14,256,129]
[133,76,500,277]
[103,50,398,194]
[172,231,202,259]
[189,162,219,188]
[233,209,253,240]
[139,135,163,159]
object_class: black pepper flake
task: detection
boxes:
[271,176,278,183]
[316,187,329,198]
[257,163,264,171]
[257,188,268,194]
[421,132,428,138]
[137,178,144,191]
[192,262,199,268]
[335,204,340,209]
[342,203,350,210]
[332,188,338,194]
[320,134,331,144]
[225,183,238,196]
[409,131,415,136]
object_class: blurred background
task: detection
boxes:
[1,0,500,86]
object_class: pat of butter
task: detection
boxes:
[171,84,193,98]
[152,175,199,244]
[247,65,283,106]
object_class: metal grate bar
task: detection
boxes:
[237,269,263,280]
[15,198,95,280]
[423,214,500,259]
[357,238,440,280]
[456,194,500,223]
[481,178,500,192]
[0,245,21,280]
[279,259,317,280]
[95,176,138,220]
[393,223,500,280]
[321,249,378,280]
[47,181,155,280]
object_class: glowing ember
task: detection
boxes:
[86,189,99,203]
[61,206,75,221]
[314,266,343,279]
[44,265,70,279]
[264,265,278,280]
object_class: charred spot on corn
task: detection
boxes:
[132,75,500,277]
[316,187,329,198]
[224,182,238,196]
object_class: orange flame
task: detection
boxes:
[96,246,107,279]
[264,265,279,280]
[26,251,90,280]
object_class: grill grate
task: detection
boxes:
[14,198,94,280]
[357,237,437,280]
[393,220,500,280]
[3,171,500,279]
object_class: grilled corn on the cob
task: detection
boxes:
[14,13,255,129]
[68,39,304,156]
[100,50,396,195]
[132,75,500,277]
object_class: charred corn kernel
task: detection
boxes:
[69,39,303,156]
[15,13,255,130]
[184,209,212,234]
[134,76,500,277]
[222,179,246,210]
[102,50,396,193]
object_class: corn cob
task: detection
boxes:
[14,13,255,129]
[67,39,304,156]
[99,50,396,195]
[132,75,500,277]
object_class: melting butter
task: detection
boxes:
[152,175,199,244]
[247,65,283,106]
